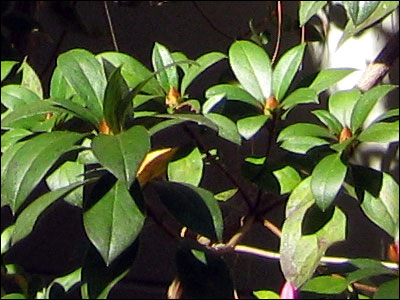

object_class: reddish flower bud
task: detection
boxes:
[339,127,352,142]
[279,280,298,299]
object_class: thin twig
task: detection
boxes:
[271,1,282,64]
[104,1,119,52]
[262,219,282,238]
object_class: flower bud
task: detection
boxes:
[279,280,298,299]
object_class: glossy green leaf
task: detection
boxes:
[311,153,347,211]
[1,61,18,82]
[203,93,225,114]
[273,166,302,194]
[280,136,330,154]
[373,279,399,300]
[18,58,43,99]
[253,290,280,299]
[214,188,238,202]
[168,147,204,186]
[1,293,27,299]
[237,115,270,140]
[343,1,380,26]
[312,110,343,135]
[50,97,101,127]
[181,52,226,95]
[205,84,262,108]
[278,123,335,142]
[81,239,139,299]
[229,40,272,102]
[176,241,234,299]
[273,44,306,101]
[280,87,318,111]
[1,131,86,213]
[205,113,242,145]
[172,52,190,75]
[1,85,42,110]
[342,1,399,40]
[57,49,107,119]
[309,69,356,94]
[329,89,361,128]
[1,129,32,153]
[299,1,328,26]
[357,121,399,143]
[50,66,76,100]
[12,181,87,245]
[152,181,223,241]
[154,114,219,132]
[92,126,150,188]
[330,136,355,153]
[281,177,346,288]
[84,180,145,266]
[347,258,396,284]
[103,66,129,134]
[359,171,399,237]
[1,225,15,255]
[301,275,348,294]
[152,42,178,92]
[46,161,85,207]
[149,119,185,136]
[46,267,82,299]
[97,52,162,95]
[373,108,399,123]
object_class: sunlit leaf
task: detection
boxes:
[168,147,204,186]
[152,42,178,93]
[299,1,328,26]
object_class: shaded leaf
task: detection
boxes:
[154,114,219,132]
[1,129,32,153]
[309,69,356,94]
[373,279,399,300]
[311,153,347,211]
[301,276,348,294]
[343,1,380,26]
[205,113,242,145]
[92,126,150,188]
[237,115,269,140]
[299,1,328,26]
[149,119,185,136]
[1,225,15,255]
[46,268,81,299]
[203,93,225,114]
[1,131,86,213]
[312,110,343,135]
[152,181,223,241]
[347,258,396,284]
[229,40,272,102]
[273,44,306,101]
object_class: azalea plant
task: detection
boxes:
[1,1,399,299]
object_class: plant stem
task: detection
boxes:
[271,1,282,64]
[104,1,119,52]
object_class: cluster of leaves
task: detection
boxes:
[1,1,399,299]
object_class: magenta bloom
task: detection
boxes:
[279,280,298,299]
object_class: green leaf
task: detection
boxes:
[253,290,280,299]
[152,181,223,241]
[203,93,225,114]
[57,49,107,120]
[83,180,145,266]
[1,85,42,110]
[11,181,87,246]
[329,89,361,128]
[1,225,15,255]
[311,153,347,211]
[273,166,302,194]
[18,58,43,99]
[152,42,178,92]
[50,97,101,127]
[278,123,335,142]
[312,110,343,135]
[176,241,234,299]
[1,61,18,82]
[181,52,226,96]
[280,136,330,154]
[1,131,86,213]
[215,188,238,202]
[81,239,139,299]
[1,293,27,299]
[103,66,129,134]
[154,114,219,132]
[1,129,32,153]
[347,258,396,284]
[373,108,399,123]
[229,40,272,102]
[309,69,356,94]
[204,113,242,145]
[92,126,150,188]
[343,1,380,26]
[168,147,204,186]
[172,52,190,75]
[205,84,262,108]
[46,268,82,298]
[301,275,348,294]
[299,1,328,26]
[357,121,399,143]
[280,87,318,111]
[273,44,306,101]
[149,119,185,136]
[237,115,270,140]
[46,161,85,207]
[373,279,399,299]
[359,171,399,237]
[50,66,76,100]
[97,52,162,95]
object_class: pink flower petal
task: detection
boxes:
[279,280,298,299]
